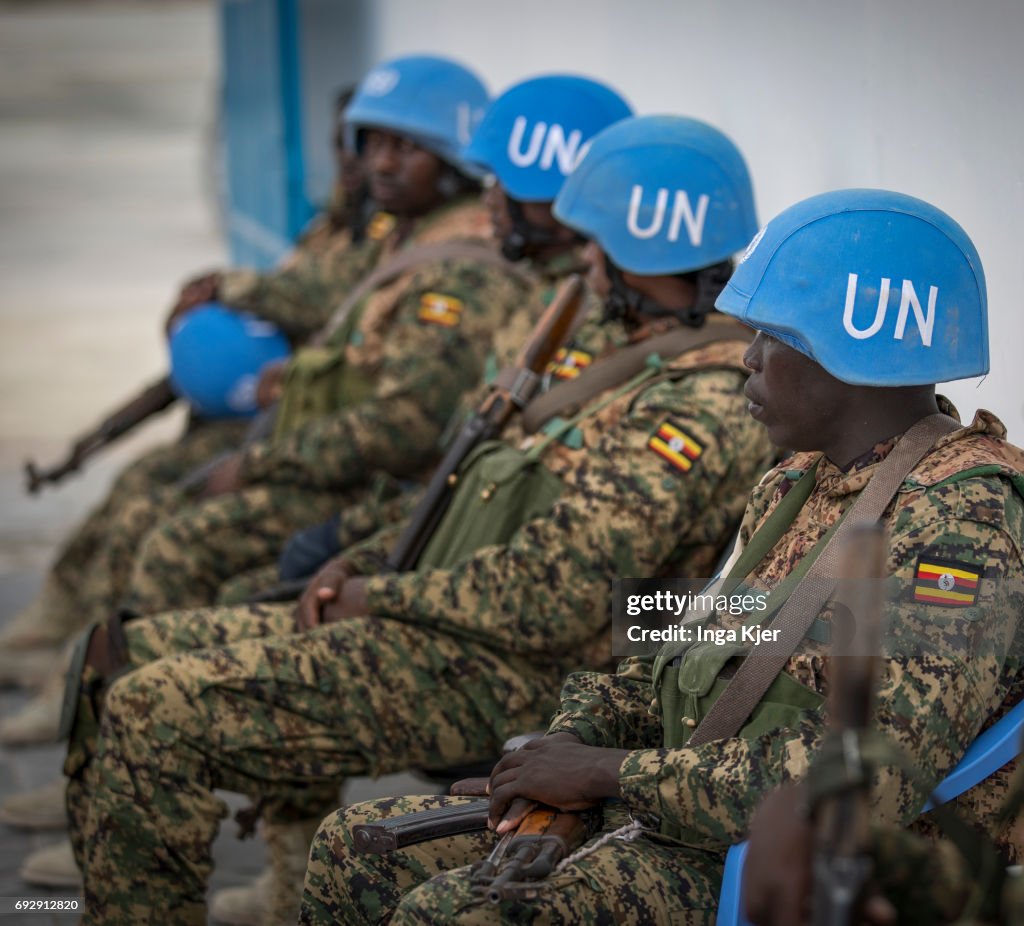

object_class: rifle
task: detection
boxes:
[469,806,591,904]
[811,523,886,926]
[385,273,585,572]
[351,800,590,903]
[24,376,177,494]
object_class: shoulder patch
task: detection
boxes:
[912,555,981,608]
[648,420,704,473]
[547,347,593,380]
[418,292,464,327]
[367,212,396,241]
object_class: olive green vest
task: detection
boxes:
[418,361,668,571]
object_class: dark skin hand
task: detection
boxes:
[744,783,895,926]
[200,452,243,498]
[486,733,629,833]
[255,358,289,409]
[166,271,221,335]
[294,557,369,630]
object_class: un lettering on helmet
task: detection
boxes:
[714,189,989,387]
[462,75,633,203]
[552,114,759,276]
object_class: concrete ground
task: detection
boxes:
[0,2,433,921]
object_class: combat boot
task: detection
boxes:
[209,819,321,926]
[0,673,63,746]
[0,779,68,830]
[19,838,82,890]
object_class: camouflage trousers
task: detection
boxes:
[115,471,419,617]
[40,418,248,635]
[63,605,567,925]
[300,796,723,925]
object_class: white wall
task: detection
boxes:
[365,0,1024,439]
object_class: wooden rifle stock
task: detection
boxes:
[811,524,886,926]
[470,806,589,903]
[24,376,177,494]
[385,274,585,572]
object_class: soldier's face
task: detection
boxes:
[483,183,558,239]
[363,129,444,216]
[743,330,851,451]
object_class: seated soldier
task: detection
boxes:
[302,188,1024,925]
[55,114,773,925]
[0,53,521,750]
[0,87,372,696]
[3,71,635,904]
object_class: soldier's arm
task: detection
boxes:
[610,481,1024,848]
[217,241,378,343]
[360,369,768,653]
[235,260,528,492]
[543,659,665,750]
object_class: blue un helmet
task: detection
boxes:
[715,189,989,386]
[463,74,632,260]
[554,114,758,324]
[463,74,632,201]
[168,303,291,418]
[343,54,489,169]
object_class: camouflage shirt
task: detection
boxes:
[547,405,1024,855]
[217,198,397,343]
[345,317,775,672]
[234,199,537,492]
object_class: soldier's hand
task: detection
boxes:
[487,733,628,833]
[165,271,221,336]
[200,453,243,498]
[743,783,896,926]
[296,558,356,630]
[256,359,289,409]
[321,577,369,623]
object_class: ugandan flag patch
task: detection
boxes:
[648,420,704,473]
[366,212,396,241]
[547,347,593,380]
[912,556,981,608]
[417,292,464,328]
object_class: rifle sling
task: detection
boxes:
[520,318,749,435]
[686,413,960,747]
[314,241,533,346]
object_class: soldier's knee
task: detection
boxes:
[391,875,483,926]
[101,659,193,749]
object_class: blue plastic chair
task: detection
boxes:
[716,700,1024,926]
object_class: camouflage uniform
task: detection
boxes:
[58,198,535,624]
[11,199,382,646]
[302,406,1024,925]
[65,320,773,925]
[215,198,394,343]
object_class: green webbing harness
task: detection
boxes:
[654,460,847,751]
[417,358,666,571]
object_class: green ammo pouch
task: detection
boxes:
[272,344,375,441]
[417,439,563,571]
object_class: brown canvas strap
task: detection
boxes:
[314,241,533,346]
[687,412,961,747]
[520,318,750,434]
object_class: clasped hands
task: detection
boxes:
[485,733,629,834]
[294,556,370,630]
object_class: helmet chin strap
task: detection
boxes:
[602,257,734,330]
[499,197,561,262]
